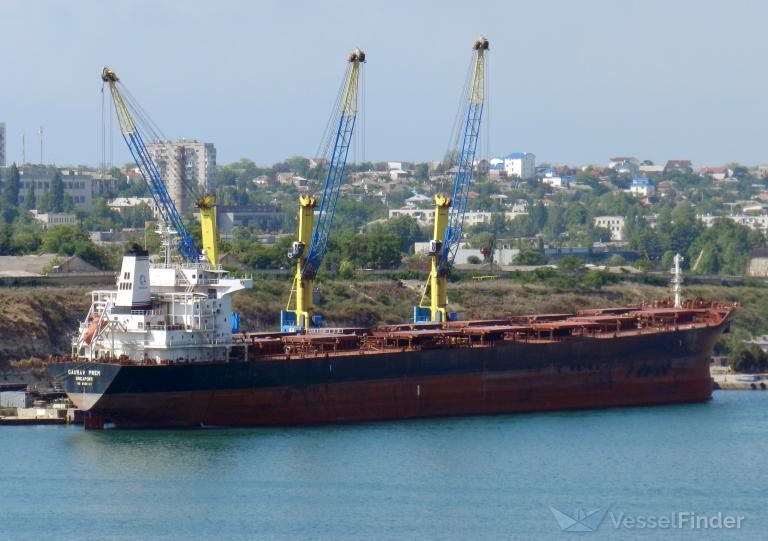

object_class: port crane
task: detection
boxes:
[101,67,219,266]
[414,36,489,323]
[281,49,365,332]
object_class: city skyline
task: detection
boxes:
[2,0,768,168]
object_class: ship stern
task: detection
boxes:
[47,361,122,412]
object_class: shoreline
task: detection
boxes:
[711,365,767,391]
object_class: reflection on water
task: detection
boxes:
[1,391,767,541]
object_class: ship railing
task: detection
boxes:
[131,308,161,316]
[144,324,183,331]
[307,327,348,335]
[151,262,221,272]
[155,291,208,301]
[91,290,118,303]
[142,323,211,332]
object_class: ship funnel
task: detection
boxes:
[116,244,151,309]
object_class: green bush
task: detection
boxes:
[513,250,545,265]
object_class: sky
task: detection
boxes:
[2,0,768,168]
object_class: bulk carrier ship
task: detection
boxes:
[47,42,735,428]
[47,247,735,428]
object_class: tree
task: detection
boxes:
[22,182,36,210]
[508,215,535,237]
[0,201,17,224]
[81,197,121,230]
[623,206,642,241]
[606,254,626,266]
[630,227,662,259]
[49,172,65,213]
[368,215,428,254]
[558,255,584,272]
[37,190,52,212]
[414,163,429,182]
[123,202,154,228]
[591,226,613,244]
[337,231,402,269]
[543,205,565,240]
[669,202,702,254]
[386,188,409,208]
[40,225,109,268]
[564,203,587,229]
[10,229,41,254]
[0,224,11,254]
[513,250,545,265]
[660,251,676,271]
[332,199,385,232]
[688,218,763,275]
[285,156,310,178]
[528,202,548,233]
[728,344,768,373]
[731,165,750,180]
[3,163,20,207]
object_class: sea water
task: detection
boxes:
[0,391,766,541]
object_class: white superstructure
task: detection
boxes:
[73,246,252,363]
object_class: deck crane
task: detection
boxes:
[280,48,365,332]
[414,36,489,323]
[101,67,219,266]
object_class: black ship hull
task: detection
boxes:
[48,318,729,428]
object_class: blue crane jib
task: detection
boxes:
[281,49,365,333]
[302,50,365,280]
[101,67,198,262]
[414,36,488,324]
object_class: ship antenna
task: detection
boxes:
[670,253,684,308]
[157,223,178,267]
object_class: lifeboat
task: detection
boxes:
[83,319,107,345]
